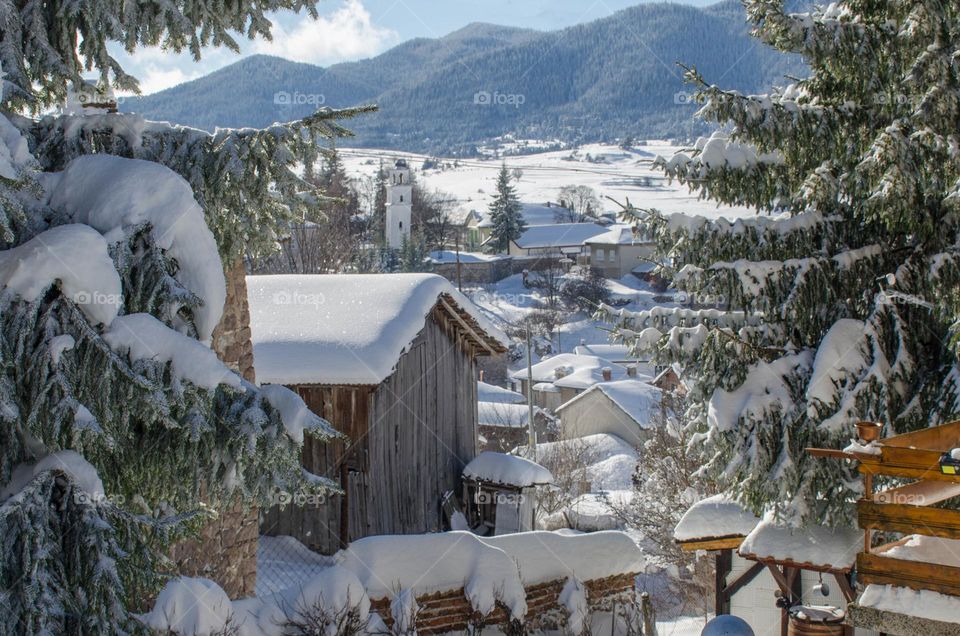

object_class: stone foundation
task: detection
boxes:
[369,572,637,634]
[847,603,960,636]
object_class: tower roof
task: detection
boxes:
[394,159,408,169]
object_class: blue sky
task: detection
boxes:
[118,0,720,94]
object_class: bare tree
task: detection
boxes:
[529,436,597,524]
[606,403,719,622]
[555,185,601,222]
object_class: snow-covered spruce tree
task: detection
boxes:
[0,0,369,630]
[487,164,526,253]
[603,0,960,524]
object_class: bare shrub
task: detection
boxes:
[278,594,369,636]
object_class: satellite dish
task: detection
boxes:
[702,615,755,636]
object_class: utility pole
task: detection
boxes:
[455,234,463,292]
[525,325,537,459]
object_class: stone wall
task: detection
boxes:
[169,259,259,599]
[369,571,637,634]
[168,502,259,599]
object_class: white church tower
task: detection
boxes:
[386,159,412,249]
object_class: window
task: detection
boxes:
[399,221,403,229]
[595,248,605,262]
[400,195,404,202]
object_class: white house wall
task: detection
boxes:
[557,390,649,446]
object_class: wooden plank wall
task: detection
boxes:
[260,385,375,553]
[261,311,480,551]
[364,314,479,537]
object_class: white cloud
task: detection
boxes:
[254,0,398,65]
[134,66,200,95]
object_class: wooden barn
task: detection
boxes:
[247,273,508,553]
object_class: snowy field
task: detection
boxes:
[341,142,756,221]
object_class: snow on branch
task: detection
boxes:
[48,154,225,340]
[0,224,121,325]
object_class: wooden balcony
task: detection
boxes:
[808,420,960,607]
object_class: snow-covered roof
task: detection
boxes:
[472,203,569,229]
[585,224,648,245]
[482,531,644,585]
[478,402,540,428]
[739,518,862,571]
[572,343,636,361]
[427,250,508,264]
[556,379,662,428]
[510,353,627,387]
[248,274,508,386]
[513,223,609,249]
[478,381,526,404]
[673,495,760,542]
[463,451,553,487]
[533,382,561,393]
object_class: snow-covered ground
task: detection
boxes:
[341,142,756,221]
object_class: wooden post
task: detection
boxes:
[641,592,656,636]
[715,549,733,615]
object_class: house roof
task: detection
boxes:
[478,381,526,404]
[572,343,636,361]
[556,379,661,427]
[509,353,627,387]
[478,402,552,428]
[584,224,645,246]
[427,250,508,264]
[248,274,508,386]
[472,203,566,229]
[512,223,609,249]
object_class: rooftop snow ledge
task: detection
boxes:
[462,451,553,487]
[739,517,862,571]
[674,494,759,542]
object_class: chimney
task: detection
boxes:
[580,338,586,346]
[626,365,637,378]
[602,367,612,382]
[479,370,485,382]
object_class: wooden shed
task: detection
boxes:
[247,274,508,553]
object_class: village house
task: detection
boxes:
[553,378,662,445]
[507,222,609,257]
[247,273,508,553]
[509,352,635,406]
[477,401,556,452]
[581,224,656,278]
[478,380,526,404]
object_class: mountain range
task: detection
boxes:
[120,0,806,154]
